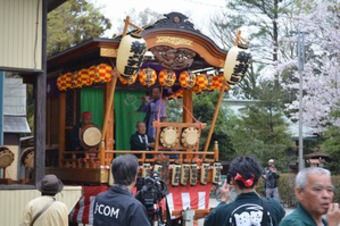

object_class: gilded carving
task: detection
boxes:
[156,36,193,46]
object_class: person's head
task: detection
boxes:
[151,86,161,100]
[81,112,92,126]
[111,154,139,187]
[37,174,64,196]
[268,159,275,166]
[295,167,334,217]
[229,155,263,190]
[136,121,146,135]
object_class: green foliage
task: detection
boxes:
[260,174,340,208]
[193,92,236,160]
[227,82,293,167]
[47,0,111,56]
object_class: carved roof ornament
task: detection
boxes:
[147,12,201,34]
[150,46,196,70]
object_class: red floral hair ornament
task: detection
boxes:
[234,173,255,187]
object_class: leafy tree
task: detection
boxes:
[193,92,235,160]
[47,0,111,56]
[228,82,293,169]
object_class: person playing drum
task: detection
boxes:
[70,111,96,152]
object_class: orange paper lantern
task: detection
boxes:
[80,68,92,87]
[73,71,83,88]
[64,72,74,90]
[139,68,157,86]
[95,63,112,83]
[179,71,196,89]
[57,74,67,91]
[119,74,137,85]
[212,76,220,91]
[158,69,176,87]
[218,73,230,91]
[88,66,96,84]
[205,74,215,92]
[195,74,208,91]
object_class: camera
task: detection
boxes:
[135,172,168,225]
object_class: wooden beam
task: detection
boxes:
[100,74,118,166]
[58,92,66,167]
[182,89,193,123]
[105,81,114,162]
[34,0,48,184]
[203,88,225,154]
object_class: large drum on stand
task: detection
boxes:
[81,125,102,149]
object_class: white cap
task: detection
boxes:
[268,159,275,164]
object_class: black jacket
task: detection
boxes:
[93,185,150,226]
[204,192,285,226]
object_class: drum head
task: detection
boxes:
[160,126,179,148]
[0,148,15,168]
[82,126,102,147]
[20,147,34,169]
[181,127,200,148]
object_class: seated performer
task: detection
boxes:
[130,121,155,158]
[70,111,94,151]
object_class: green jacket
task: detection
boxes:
[279,203,327,226]
[204,192,285,226]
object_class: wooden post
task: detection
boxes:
[100,75,117,166]
[105,80,115,161]
[183,89,193,123]
[58,92,66,167]
[203,88,225,154]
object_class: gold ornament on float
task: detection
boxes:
[159,69,176,87]
[139,68,157,86]
[160,126,179,148]
[179,70,196,89]
[181,127,200,149]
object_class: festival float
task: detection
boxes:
[42,12,251,225]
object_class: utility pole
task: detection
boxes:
[298,31,306,171]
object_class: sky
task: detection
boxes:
[90,0,228,38]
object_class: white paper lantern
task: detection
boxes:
[224,46,251,85]
[116,34,146,77]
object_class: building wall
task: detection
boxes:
[0,186,82,226]
[0,0,42,70]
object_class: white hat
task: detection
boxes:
[268,159,275,165]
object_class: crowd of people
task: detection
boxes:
[22,87,340,226]
[23,154,340,226]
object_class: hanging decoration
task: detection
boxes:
[73,71,83,88]
[205,74,215,92]
[212,75,220,91]
[158,69,176,87]
[139,68,157,86]
[64,72,74,90]
[80,68,92,87]
[88,66,96,84]
[116,33,146,77]
[224,31,251,85]
[96,63,112,83]
[195,74,208,91]
[179,70,196,89]
[218,73,231,91]
[119,74,137,85]
[57,74,67,91]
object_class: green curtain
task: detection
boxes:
[80,87,104,128]
[114,90,146,150]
